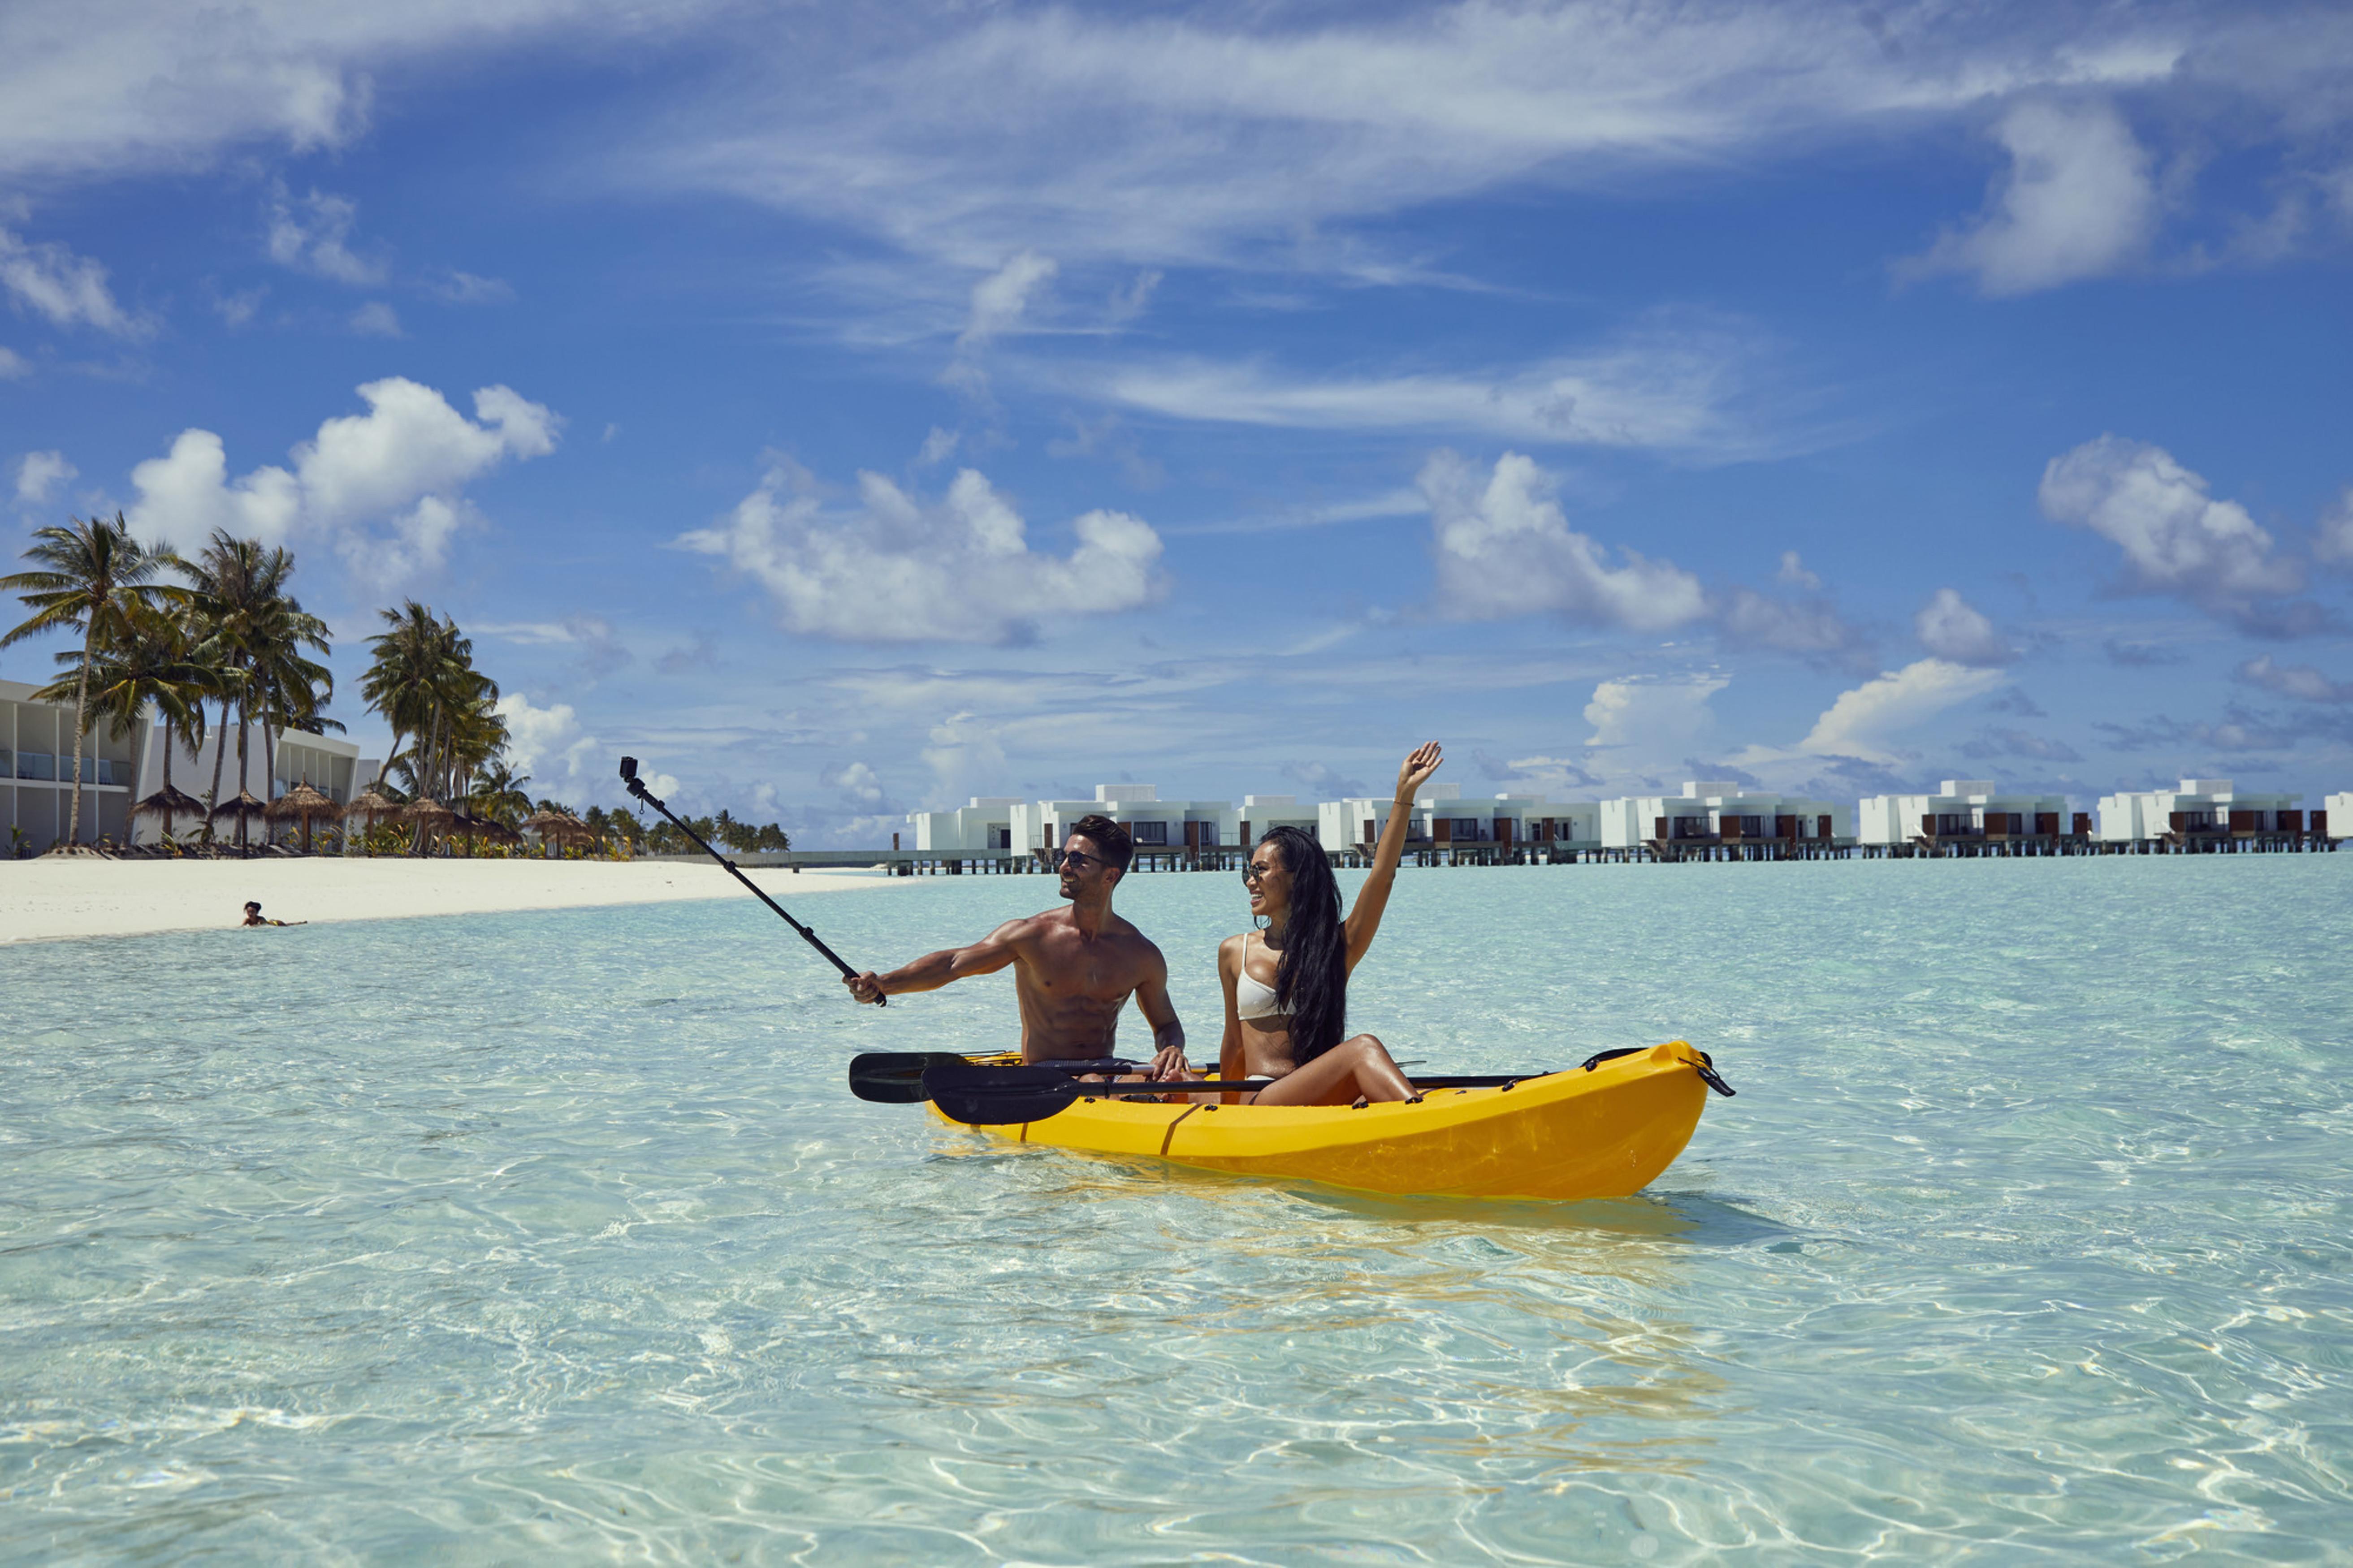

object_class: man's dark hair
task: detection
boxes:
[244,901,260,911]
[1068,814,1133,875]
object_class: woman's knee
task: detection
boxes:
[1341,1033,1385,1058]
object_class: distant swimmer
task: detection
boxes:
[242,901,306,928]
[1199,742,1440,1107]
[844,814,1188,1077]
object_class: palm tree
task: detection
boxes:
[181,532,334,852]
[362,602,500,855]
[33,598,209,843]
[471,762,534,828]
[1,515,184,848]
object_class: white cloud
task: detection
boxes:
[1717,585,1872,670]
[959,250,1055,348]
[0,346,26,379]
[1902,100,2158,295]
[648,4,2197,278]
[2316,486,2353,566]
[495,691,601,790]
[1798,659,2006,764]
[267,185,384,284]
[2236,655,2352,704]
[125,376,561,590]
[1092,335,1754,453]
[0,227,144,336]
[14,449,75,504]
[2038,435,2310,631]
[431,270,515,305]
[1584,675,1727,754]
[820,760,886,806]
[1913,587,2016,665]
[349,301,402,337]
[1775,550,1821,591]
[1420,449,1705,630]
[677,458,1164,644]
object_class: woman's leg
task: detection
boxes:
[1250,1035,1415,1106]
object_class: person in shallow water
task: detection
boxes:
[1200,742,1441,1106]
[845,814,1189,1076]
[241,901,305,927]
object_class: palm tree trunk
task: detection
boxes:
[67,621,94,846]
[261,704,277,847]
[160,716,176,840]
[205,694,230,843]
[235,695,250,855]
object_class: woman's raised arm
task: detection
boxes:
[1342,742,1443,971]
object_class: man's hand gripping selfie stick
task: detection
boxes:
[619,756,880,1004]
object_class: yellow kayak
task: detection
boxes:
[927,1041,1719,1201]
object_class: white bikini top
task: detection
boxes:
[1235,932,1289,1023]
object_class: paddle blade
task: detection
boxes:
[922,1063,1088,1125]
[848,1051,978,1104]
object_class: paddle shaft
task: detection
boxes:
[619,757,876,1000]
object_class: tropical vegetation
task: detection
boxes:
[6,520,793,858]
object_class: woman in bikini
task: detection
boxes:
[1212,742,1442,1106]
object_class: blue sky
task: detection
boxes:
[4,0,2349,841]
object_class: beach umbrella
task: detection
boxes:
[265,782,345,854]
[403,797,457,853]
[347,787,402,822]
[210,789,269,856]
[523,807,586,858]
[135,783,206,843]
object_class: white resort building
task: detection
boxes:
[906,797,1025,855]
[127,722,374,847]
[1236,794,1320,846]
[2327,793,2348,840]
[2,678,152,854]
[1005,785,1240,863]
[2095,779,2305,847]
[1856,780,2075,848]
[1600,782,1847,856]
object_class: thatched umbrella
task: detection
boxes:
[265,782,345,854]
[523,807,576,859]
[482,818,524,848]
[136,783,206,843]
[402,797,456,854]
[210,789,269,856]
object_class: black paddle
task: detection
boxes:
[619,756,880,1003]
[921,1062,1547,1126]
[848,1051,1138,1104]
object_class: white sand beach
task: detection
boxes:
[0,857,898,944]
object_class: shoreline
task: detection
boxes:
[0,857,899,945]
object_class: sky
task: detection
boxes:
[3,0,2350,842]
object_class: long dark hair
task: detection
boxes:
[1260,826,1346,1062]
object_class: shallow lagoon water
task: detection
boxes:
[4,856,2349,1563]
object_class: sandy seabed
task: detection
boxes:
[0,856,897,943]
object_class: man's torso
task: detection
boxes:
[1008,908,1160,1061]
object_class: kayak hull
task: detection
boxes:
[927,1041,1714,1201]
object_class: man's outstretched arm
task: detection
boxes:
[845,919,1026,1004]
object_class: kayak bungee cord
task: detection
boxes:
[619,756,881,1004]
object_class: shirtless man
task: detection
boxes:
[844,814,1188,1079]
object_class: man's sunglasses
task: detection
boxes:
[1056,849,1108,871]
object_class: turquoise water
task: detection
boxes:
[4,857,2349,1563]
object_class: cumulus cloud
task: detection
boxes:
[678,458,1164,644]
[125,376,560,589]
[2040,435,2323,635]
[267,186,384,284]
[1901,100,2158,295]
[15,449,74,505]
[430,271,515,305]
[1798,659,2007,765]
[1583,675,1728,754]
[349,301,401,337]
[494,692,601,791]
[2236,654,2353,704]
[1913,587,2016,665]
[821,760,887,806]
[1421,449,1705,630]
[0,227,143,336]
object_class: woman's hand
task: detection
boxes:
[1393,741,1444,804]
